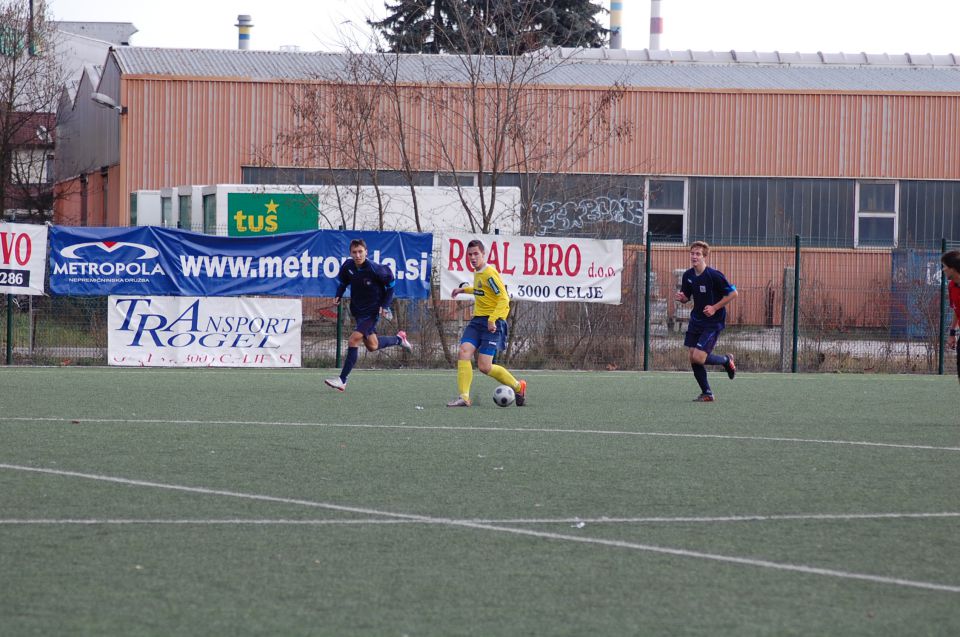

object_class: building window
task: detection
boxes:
[645,178,687,242]
[129,193,137,226]
[435,172,476,187]
[161,196,173,227]
[855,181,898,247]
[203,195,217,234]
[178,195,192,229]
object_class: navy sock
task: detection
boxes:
[705,353,728,366]
[340,347,358,382]
[376,336,400,349]
[692,364,711,394]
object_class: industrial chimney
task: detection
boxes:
[610,0,623,49]
[649,0,663,50]
[236,14,253,50]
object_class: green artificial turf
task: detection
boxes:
[1,367,958,635]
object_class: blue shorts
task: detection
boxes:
[353,314,380,337]
[684,324,723,354]
[461,316,508,356]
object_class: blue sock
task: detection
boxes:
[340,347,358,382]
[377,336,399,350]
[692,364,711,394]
[705,353,728,366]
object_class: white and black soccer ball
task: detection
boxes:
[493,385,516,407]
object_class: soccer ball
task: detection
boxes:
[493,385,516,407]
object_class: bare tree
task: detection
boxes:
[270,7,634,363]
[0,0,63,223]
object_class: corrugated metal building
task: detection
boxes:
[54,46,960,246]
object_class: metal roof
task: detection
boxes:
[111,46,960,93]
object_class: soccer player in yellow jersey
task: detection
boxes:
[447,239,527,407]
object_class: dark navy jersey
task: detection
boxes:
[335,259,396,318]
[680,266,736,328]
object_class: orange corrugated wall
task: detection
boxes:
[115,77,960,222]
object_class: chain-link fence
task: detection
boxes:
[2,237,956,374]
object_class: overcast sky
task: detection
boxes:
[47,0,960,56]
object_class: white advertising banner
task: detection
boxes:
[0,222,47,295]
[440,233,623,304]
[108,296,302,367]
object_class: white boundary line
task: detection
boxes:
[2,512,959,526]
[2,463,958,594]
[3,416,958,452]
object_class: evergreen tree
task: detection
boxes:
[369,0,607,54]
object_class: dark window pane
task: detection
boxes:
[859,182,895,212]
[437,173,475,187]
[647,213,683,241]
[858,216,895,246]
[178,195,191,229]
[649,179,685,210]
[203,195,216,234]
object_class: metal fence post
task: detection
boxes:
[5,294,12,365]
[792,235,801,373]
[643,231,652,371]
[780,266,795,373]
[335,225,344,368]
[938,237,946,375]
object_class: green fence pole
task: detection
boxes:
[335,225,344,368]
[5,294,12,365]
[643,231,652,371]
[938,237,947,375]
[792,235,800,373]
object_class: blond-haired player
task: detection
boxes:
[447,239,527,407]
[675,241,738,401]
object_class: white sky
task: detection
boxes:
[47,0,960,56]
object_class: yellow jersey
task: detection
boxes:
[463,264,510,322]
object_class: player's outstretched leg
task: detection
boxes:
[447,360,473,407]
[691,363,712,401]
[487,364,527,407]
[325,346,358,392]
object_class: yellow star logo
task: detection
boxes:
[264,199,280,214]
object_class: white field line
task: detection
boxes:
[3,416,959,452]
[2,512,959,526]
[1,463,958,594]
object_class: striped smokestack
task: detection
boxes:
[610,1,623,49]
[649,0,663,50]
[236,14,253,50]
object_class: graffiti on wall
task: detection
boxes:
[533,197,644,236]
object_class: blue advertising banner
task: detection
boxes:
[49,226,433,298]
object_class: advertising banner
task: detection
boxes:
[108,296,302,367]
[0,222,47,296]
[440,233,623,304]
[227,192,320,236]
[50,226,432,298]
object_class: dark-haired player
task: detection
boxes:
[324,239,411,392]
[941,249,960,384]
[675,241,738,402]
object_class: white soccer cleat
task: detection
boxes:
[324,377,346,392]
[397,330,413,352]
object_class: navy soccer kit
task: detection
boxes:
[680,266,736,353]
[335,259,396,336]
